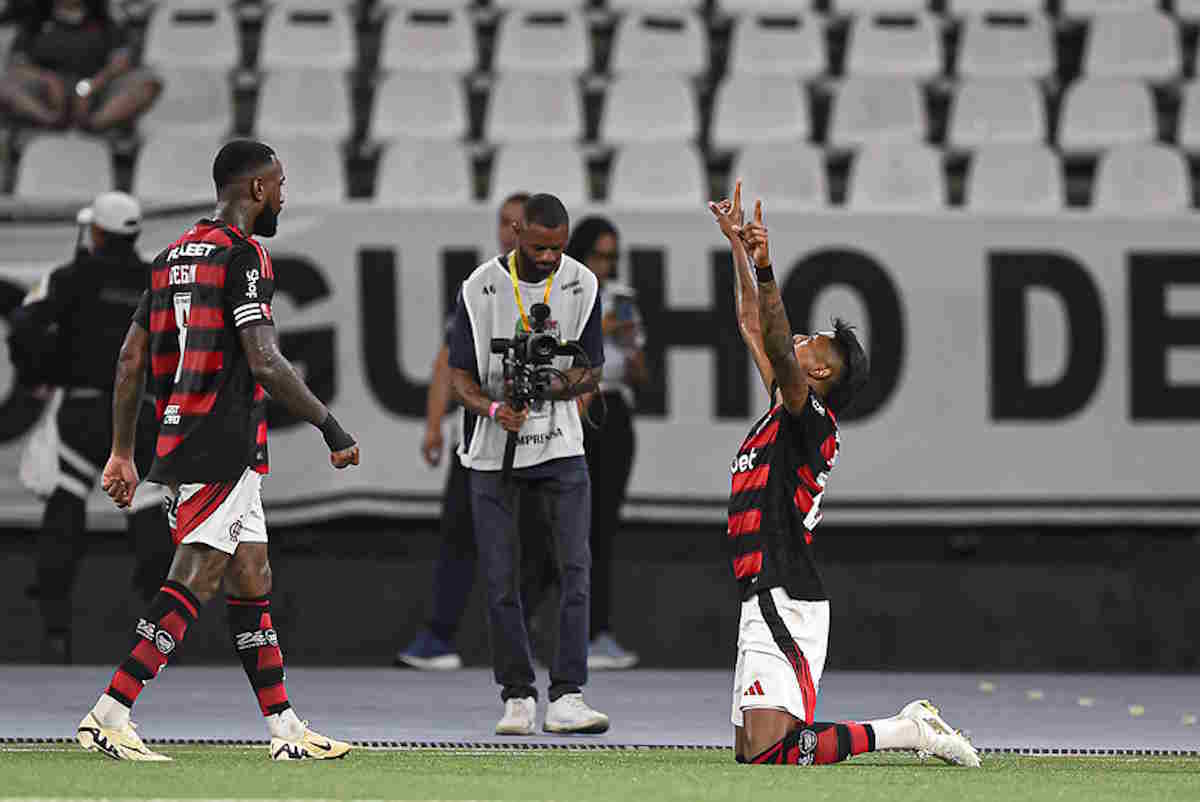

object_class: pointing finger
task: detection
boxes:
[754,199,763,225]
[734,180,742,215]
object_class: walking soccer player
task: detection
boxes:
[709,183,980,767]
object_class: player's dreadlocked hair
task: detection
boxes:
[824,318,869,415]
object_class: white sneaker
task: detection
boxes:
[587,633,639,671]
[543,693,610,734]
[269,721,351,761]
[495,697,537,736]
[76,712,171,762]
[898,699,981,767]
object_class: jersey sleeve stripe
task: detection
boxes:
[732,551,763,579]
[249,238,273,280]
[731,465,770,496]
[746,419,781,450]
[727,508,762,538]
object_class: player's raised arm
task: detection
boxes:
[740,200,810,414]
[709,180,775,395]
[238,324,360,469]
[101,319,149,509]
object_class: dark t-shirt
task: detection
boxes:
[12,14,126,77]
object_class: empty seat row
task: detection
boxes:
[11,135,1192,215]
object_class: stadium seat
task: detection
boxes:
[134,133,222,205]
[727,14,826,78]
[376,140,474,205]
[379,7,476,74]
[845,13,942,79]
[608,143,707,208]
[259,3,355,71]
[731,143,827,210]
[848,144,945,211]
[833,0,929,15]
[600,75,698,145]
[948,78,1046,149]
[1093,144,1190,214]
[1177,0,1200,22]
[268,136,347,203]
[142,1,239,71]
[947,0,1043,14]
[609,0,702,11]
[486,74,583,144]
[1061,0,1156,18]
[1058,79,1156,154]
[956,13,1054,79]
[494,10,590,75]
[256,70,353,140]
[370,72,467,142]
[1083,11,1180,82]
[828,76,925,148]
[966,144,1063,213]
[710,76,810,149]
[610,12,707,77]
[138,68,233,137]
[490,144,587,206]
[494,0,588,9]
[14,135,113,201]
[1176,81,1200,154]
[718,0,813,12]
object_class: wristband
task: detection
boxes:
[319,412,355,452]
[488,401,501,420]
[755,264,775,283]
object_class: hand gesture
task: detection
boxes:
[494,403,529,433]
[739,200,771,269]
[421,424,444,467]
[707,179,745,241]
[331,443,360,469]
[101,454,138,509]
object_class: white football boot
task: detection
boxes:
[543,693,610,734]
[495,697,537,736]
[76,712,171,761]
[269,721,351,761]
[898,699,981,767]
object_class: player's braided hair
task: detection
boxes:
[825,318,869,415]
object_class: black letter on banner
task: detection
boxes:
[267,257,337,430]
[629,248,748,418]
[360,248,428,417]
[780,250,904,421]
[0,278,45,443]
[1129,253,1200,420]
[443,249,479,315]
[989,252,1104,420]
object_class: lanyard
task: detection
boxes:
[507,250,554,332]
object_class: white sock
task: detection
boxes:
[267,708,304,741]
[93,693,130,729]
[866,717,922,751]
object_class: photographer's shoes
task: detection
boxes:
[543,693,610,734]
[495,697,537,735]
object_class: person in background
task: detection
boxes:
[7,191,172,663]
[0,0,160,131]
[565,217,647,671]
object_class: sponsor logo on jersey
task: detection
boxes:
[136,618,156,641]
[810,395,825,416]
[168,242,217,260]
[235,628,279,651]
[154,630,176,655]
[730,448,759,474]
[163,404,181,425]
[743,680,766,697]
[245,268,260,299]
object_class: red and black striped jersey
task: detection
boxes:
[726,392,839,601]
[133,219,275,484]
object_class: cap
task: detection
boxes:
[77,192,142,235]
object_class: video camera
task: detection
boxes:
[490,302,580,413]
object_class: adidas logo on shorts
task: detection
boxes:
[744,680,765,697]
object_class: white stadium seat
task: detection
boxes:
[139,68,233,137]
[608,0,702,11]
[947,0,1043,14]
[259,3,355,71]
[732,143,827,210]
[718,0,813,12]
[848,144,945,211]
[1062,0,1156,18]
[134,133,222,205]
[610,12,707,77]
[379,7,476,74]
[600,75,698,145]
[1177,0,1200,22]
[948,78,1045,149]
[608,143,707,208]
[1176,81,1200,154]
[269,136,347,204]
[493,0,587,9]
[833,0,929,15]
[494,10,590,76]
[486,74,583,144]
[956,13,1054,79]
[376,140,474,206]
[370,72,467,142]
[845,13,942,79]
[711,76,809,149]
[15,136,113,201]
[727,14,826,78]
[1093,144,1190,214]
[142,1,239,71]
[256,70,353,140]
[1083,11,1180,82]
[1058,79,1156,154]
[966,144,1063,213]
[490,144,587,206]
[828,76,925,148]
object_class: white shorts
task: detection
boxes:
[166,468,267,555]
[731,587,830,727]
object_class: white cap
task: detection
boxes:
[77,191,142,235]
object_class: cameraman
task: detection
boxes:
[8,191,171,662]
[448,194,607,736]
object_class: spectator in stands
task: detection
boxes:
[0,0,160,131]
[565,217,647,671]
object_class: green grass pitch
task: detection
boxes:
[2,746,1199,802]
